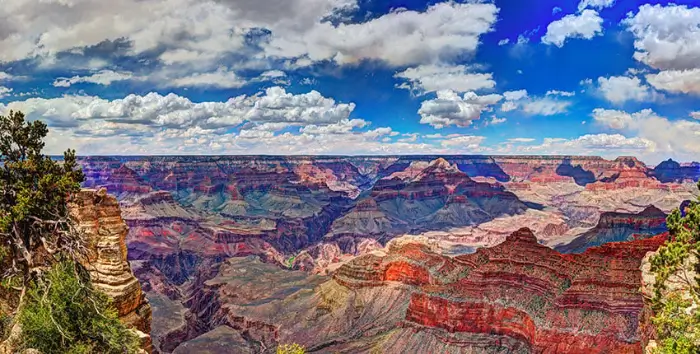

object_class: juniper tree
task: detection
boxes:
[0,111,140,353]
[650,181,700,353]
[0,110,85,286]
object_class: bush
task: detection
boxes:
[18,259,140,354]
[649,182,700,353]
[277,343,306,354]
[652,292,700,354]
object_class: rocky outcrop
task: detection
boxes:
[651,159,700,183]
[68,188,153,353]
[555,206,668,253]
[328,228,667,353]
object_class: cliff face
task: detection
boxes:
[555,206,668,254]
[323,228,668,353]
[69,188,153,353]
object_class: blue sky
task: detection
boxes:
[1,0,699,163]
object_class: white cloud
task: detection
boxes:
[499,89,571,116]
[503,89,528,101]
[546,90,575,97]
[439,135,485,148]
[1,86,475,155]
[498,39,510,45]
[646,68,700,95]
[0,0,360,65]
[522,97,571,116]
[592,108,700,161]
[264,1,499,66]
[0,72,15,81]
[487,116,507,125]
[541,9,603,47]
[515,134,655,157]
[0,87,13,98]
[691,111,700,120]
[623,4,700,71]
[1,87,356,131]
[552,7,562,15]
[508,138,535,143]
[500,101,518,112]
[395,64,496,94]
[53,70,134,87]
[168,67,248,89]
[578,0,615,12]
[418,90,502,129]
[597,75,658,103]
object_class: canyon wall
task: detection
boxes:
[69,188,153,353]
[73,155,700,352]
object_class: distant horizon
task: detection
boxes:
[60,154,700,166]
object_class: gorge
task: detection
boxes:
[77,155,699,353]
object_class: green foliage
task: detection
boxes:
[286,255,296,268]
[652,292,700,354]
[0,112,138,352]
[649,181,700,353]
[277,343,306,354]
[0,110,85,280]
[18,259,140,354]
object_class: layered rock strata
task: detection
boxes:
[326,228,667,353]
[69,188,153,353]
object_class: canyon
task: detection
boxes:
[77,155,699,353]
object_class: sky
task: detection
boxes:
[1,0,700,164]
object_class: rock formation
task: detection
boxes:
[555,205,668,253]
[69,188,153,353]
[72,155,700,352]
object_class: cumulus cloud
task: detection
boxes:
[0,0,361,64]
[487,116,507,125]
[592,108,700,161]
[691,111,700,120]
[168,67,248,89]
[645,68,700,95]
[546,90,575,97]
[596,75,659,103]
[499,89,571,116]
[418,90,502,129]
[541,9,603,47]
[395,64,496,95]
[0,87,13,98]
[512,134,655,158]
[53,70,135,87]
[439,135,485,148]
[623,4,700,71]
[578,0,615,12]
[522,98,571,116]
[0,86,493,155]
[503,89,528,101]
[264,1,499,66]
[0,72,15,81]
[1,87,355,131]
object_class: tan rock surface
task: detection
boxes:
[69,188,153,353]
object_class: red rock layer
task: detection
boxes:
[334,228,667,353]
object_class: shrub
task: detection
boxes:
[18,259,140,354]
[649,182,700,353]
[277,342,306,354]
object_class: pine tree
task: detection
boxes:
[0,110,85,285]
[650,181,700,353]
